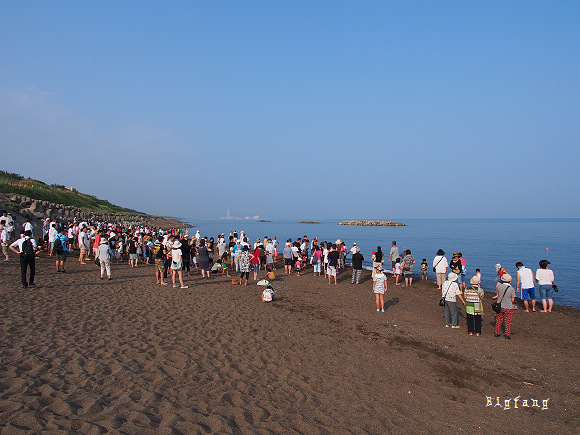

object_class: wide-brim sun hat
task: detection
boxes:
[501,273,512,282]
[448,272,458,281]
[470,276,481,285]
[173,241,182,249]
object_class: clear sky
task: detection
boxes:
[1,1,578,220]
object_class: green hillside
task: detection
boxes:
[0,170,146,215]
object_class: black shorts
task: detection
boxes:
[284,258,293,266]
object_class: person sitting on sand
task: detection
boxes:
[373,264,387,312]
[262,285,275,302]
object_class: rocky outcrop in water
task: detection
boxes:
[338,220,406,226]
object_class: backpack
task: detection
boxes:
[21,238,35,258]
[53,237,64,254]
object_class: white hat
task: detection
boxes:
[447,272,458,282]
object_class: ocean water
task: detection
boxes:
[183,218,580,309]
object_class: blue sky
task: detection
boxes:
[1,1,578,219]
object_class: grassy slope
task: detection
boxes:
[0,171,146,215]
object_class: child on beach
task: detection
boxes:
[262,284,275,302]
[421,259,428,280]
[394,258,402,285]
[373,264,387,312]
[221,253,229,277]
[295,252,302,276]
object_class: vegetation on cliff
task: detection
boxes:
[0,170,144,215]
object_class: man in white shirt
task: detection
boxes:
[516,262,536,312]
[9,230,38,288]
[78,227,90,264]
[1,224,10,261]
[23,218,33,234]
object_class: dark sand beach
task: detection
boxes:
[1,255,578,434]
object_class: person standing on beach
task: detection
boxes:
[536,260,555,313]
[327,244,339,285]
[372,246,383,278]
[128,235,139,268]
[153,237,167,285]
[170,240,188,288]
[401,249,416,287]
[98,238,114,280]
[53,227,69,273]
[433,249,448,290]
[78,227,89,264]
[449,253,463,289]
[351,247,364,284]
[9,230,38,289]
[441,272,465,328]
[388,241,399,275]
[238,245,251,285]
[197,238,211,278]
[464,275,484,336]
[283,242,293,274]
[1,223,11,261]
[373,264,387,311]
[312,244,323,277]
[494,274,516,339]
[516,262,536,312]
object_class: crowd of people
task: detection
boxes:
[1,212,558,339]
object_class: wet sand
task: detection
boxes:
[1,255,578,434]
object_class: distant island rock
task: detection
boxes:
[257,220,272,222]
[300,221,320,224]
[338,220,406,227]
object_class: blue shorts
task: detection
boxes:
[404,271,413,278]
[456,273,464,284]
[539,284,553,300]
[521,287,536,301]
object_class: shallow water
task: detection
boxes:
[183,218,579,309]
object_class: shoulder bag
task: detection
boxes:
[491,285,510,313]
[439,284,450,307]
[433,256,444,273]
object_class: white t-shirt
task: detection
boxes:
[442,281,461,302]
[536,269,554,286]
[10,237,37,253]
[262,288,274,302]
[433,255,448,273]
[350,246,357,255]
[171,249,181,263]
[517,267,535,289]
